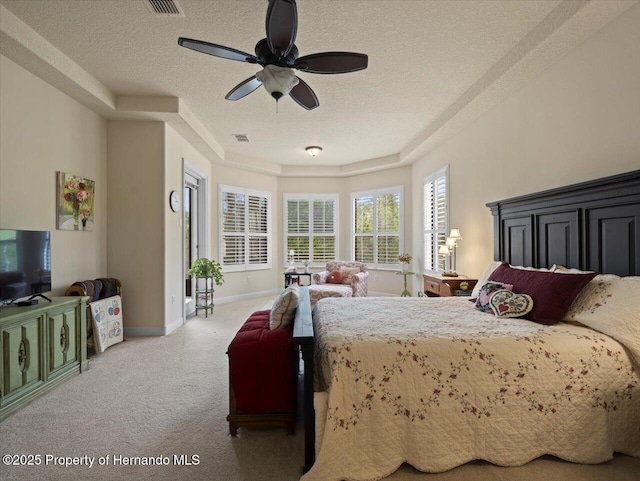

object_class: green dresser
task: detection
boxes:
[0,297,87,421]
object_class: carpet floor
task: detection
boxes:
[1,295,638,481]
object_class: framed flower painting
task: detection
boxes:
[56,171,95,231]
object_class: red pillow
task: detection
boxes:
[487,263,596,325]
[327,270,343,284]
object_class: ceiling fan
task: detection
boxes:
[178,0,368,110]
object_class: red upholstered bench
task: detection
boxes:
[227,309,297,435]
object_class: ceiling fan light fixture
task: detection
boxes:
[256,65,299,99]
[306,146,322,157]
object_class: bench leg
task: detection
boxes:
[229,422,238,436]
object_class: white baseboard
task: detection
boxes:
[368,291,396,297]
[165,316,184,335]
[123,289,290,337]
[124,316,184,337]
[124,326,166,337]
[213,288,280,305]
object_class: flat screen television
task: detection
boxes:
[0,229,52,303]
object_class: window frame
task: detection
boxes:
[423,165,449,274]
[218,184,271,272]
[283,193,339,268]
[351,185,404,270]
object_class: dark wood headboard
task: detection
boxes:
[487,169,640,276]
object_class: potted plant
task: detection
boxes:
[188,258,224,286]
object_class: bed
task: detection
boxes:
[294,169,640,481]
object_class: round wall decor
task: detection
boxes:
[169,190,180,212]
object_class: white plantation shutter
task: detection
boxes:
[312,199,336,262]
[222,192,245,265]
[352,187,403,268]
[248,195,268,265]
[284,194,337,265]
[354,195,374,263]
[424,166,449,272]
[286,199,310,262]
[377,192,400,264]
[220,185,271,270]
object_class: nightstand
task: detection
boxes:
[423,274,477,297]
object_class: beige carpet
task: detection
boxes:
[1,295,638,481]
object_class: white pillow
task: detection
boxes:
[471,261,503,298]
[270,286,300,329]
[554,265,595,274]
[564,274,640,364]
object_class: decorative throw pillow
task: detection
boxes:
[270,286,300,330]
[489,289,534,318]
[474,281,513,313]
[470,261,557,298]
[340,267,361,285]
[487,262,596,325]
[327,270,343,284]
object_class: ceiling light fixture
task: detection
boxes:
[256,65,299,101]
[305,146,322,157]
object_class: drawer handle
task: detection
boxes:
[60,324,69,354]
[17,340,29,372]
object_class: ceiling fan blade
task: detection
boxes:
[225,76,263,101]
[265,0,297,57]
[294,52,368,74]
[289,77,319,110]
[178,37,259,64]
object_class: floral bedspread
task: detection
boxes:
[302,297,640,481]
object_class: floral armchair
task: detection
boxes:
[313,261,369,297]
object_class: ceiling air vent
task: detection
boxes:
[143,0,185,17]
[233,134,250,143]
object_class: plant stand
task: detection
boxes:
[195,276,215,317]
[395,271,415,297]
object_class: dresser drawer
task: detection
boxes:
[424,280,440,295]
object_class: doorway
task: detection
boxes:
[183,165,208,319]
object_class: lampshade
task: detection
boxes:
[256,65,299,100]
[445,237,457,247]
[449,228,462,240]
[306,146,322,157]
[438,245,450,254]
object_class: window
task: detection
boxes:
[219,185,271,271]
[423,166,449,272]
[351,186,403,268]
[284,194,338,266]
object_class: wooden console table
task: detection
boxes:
[0,296,88,420]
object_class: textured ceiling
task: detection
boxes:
[0,0,636,175]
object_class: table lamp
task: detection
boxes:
[287,250,297,273]
[443,228,462,277]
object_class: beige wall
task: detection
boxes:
[0,55,107,295]
[164,123,213,321]
[107,121,165,333]
[278,165,412,295]
[411,4,640,294]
